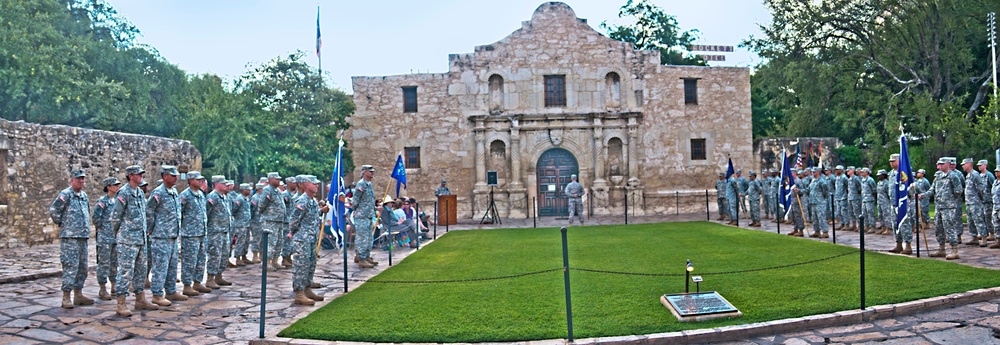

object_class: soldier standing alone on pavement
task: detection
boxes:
[353,165,378,268]
[110,165,158,317]
[50,169,94,309]
[179,171,210,296]
[92,177,121,301]
[564,174,585,226]
[290,175,329,305]
[146,166,188,306]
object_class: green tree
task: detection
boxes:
[179,74,259,179]
[601,0,706,66]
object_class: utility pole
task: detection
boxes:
[990,12,998,164]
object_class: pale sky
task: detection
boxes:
[105,0,772,93]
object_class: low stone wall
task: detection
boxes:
[0,119,201,248]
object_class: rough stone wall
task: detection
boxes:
[347,2,752,219]
[0,119,202,248]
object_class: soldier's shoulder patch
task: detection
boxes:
[153,195,160,202]
[266,195,271,200]
[118,196,126,204]
[97,201,104,208]
[208,198,214,205]
[296,203,305,210]
[59,195,66,202]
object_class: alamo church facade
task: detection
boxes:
[347,2,752,219]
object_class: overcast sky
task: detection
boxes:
[105,0,772,92]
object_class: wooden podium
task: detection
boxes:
[438,195,458,225]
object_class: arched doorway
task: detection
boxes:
[536,148,579,216]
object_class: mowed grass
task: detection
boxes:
[279,222,1000,342]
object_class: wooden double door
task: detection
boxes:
[536,148,579,216]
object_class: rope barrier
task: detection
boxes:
[326,268,563,284]
[570,251,857,277]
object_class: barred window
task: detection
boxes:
[683,78,698,105]
[544,75,566,107]
[690,139,706,160]
[404,147,421,168]
[403,86,418,113]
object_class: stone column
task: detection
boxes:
[475,129,486,188]
[627,120,640,183]
[507,119,526,218]
[591,117,610,215]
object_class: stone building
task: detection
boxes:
[347,2,752,219]
[0,119,201,248]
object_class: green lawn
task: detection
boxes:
[280,222,1000,342]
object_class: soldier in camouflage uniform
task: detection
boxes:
[564,174,585,226]
[353,165,378,268]
[920,157,964,259]
[145,166,188,306]
[805,167,830,238]
[846,167,861,231]
[50,169,94,309]
[279,177,298,268]
[961,158,988,246]
[290,175,329,305]
[232,183,253,266]
[788,170,808,236]
[833,166,849,230]
[978,160,996,242]
[249,181,266,263]
[258,172,286,270]
[876,170,890,233]
[435,180,451,197]
[772,170,783,222]
[746,171,762,226]
[110,165,158,317]
[725,170,741,225]
[914,169,931,230]
[179,171,210,296]
[715,173,727,221]
[762,169,774,220]
[860,168,877,232]
[205,176,233,288]
[991,167,1000,249]
[890,178,917,255]
[92,177,121,300]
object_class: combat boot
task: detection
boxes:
[193,281,212,293]
[228,259,237,268]
[310,282,322,288]
[981,238,988,247]
[215,273,233,286]
[990,241,1000,249]
[251,252,261,264]
[282,256,293,268]
[929,244,946,257]
[889,242,903,253]
[270,257,282,271]
[988,234,996,242]
[182,285,200,297]
[795,230,805,237]
[151,294,171,307]
[99,283,112,300]
[62,290,73,309]
[366,257,380,266]
[134,292,159,310]
[809,231,821,238]
[946,244,960,260]
[353,256,361,263]
[357,259,374,268]
[73,289,94,305]
[304,288,324,301]
[205,275,220,289]
[294,291,315,306]
[966,236,980,245]
[787,230,797,236]
[902,242,913,255]
[165,292,188,301]
[820,232,829,238]
[235,257,246,267]
[866,227,877,234]
[116,296,131,317]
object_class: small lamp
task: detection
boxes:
[685,260,694,293]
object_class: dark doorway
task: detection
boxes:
[536,148,579,216]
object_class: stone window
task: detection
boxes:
[634,90,643,106]
[605,72,621,106]
[690,138,706,160]
[683,78,698,105]
[402,86,418,113]
[489,74,504,114]
[404,147,421,168]
[544,75,566,107]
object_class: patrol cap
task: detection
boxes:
[258,177,267,184]
[125,165,145,175]
[71,169,86,178]
[877,169,887,176]
[225,180,234,186]
[736,169,742,174]
[267,172,281,179]
[240,183,251,191]
[917,169,926,174]
[718,172,725,177]
[102,177,121,187]
[962,158,974,165]
[749,170,756,176]
[256,182,266,188]
[822,166,830,172]
[285,177,296,184]
[796,169,805,174]
[441,180,447,184]
[996,166,1000,172]
[305,175,321,184]
[361,165,375,172]
[813,167,822,172]
[946,157,957,164]
[187,171,205,180]
[211,175,225,184]
[160,165,179,176]
[571,174,578,179]
[835,165,844,170]
[936,158,946,164]
[139,180,148,187]
[889,154,900,162]
[978,160,989,166]
[846,166,855,171]
[861,168,871,173]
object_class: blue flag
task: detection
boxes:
[895,135,913,231]
[325,138,346,250]
[391,154,406,198]
[780,150,796,218]
[315,6,322,57]
[725,157,735,179]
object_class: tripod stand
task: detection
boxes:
[480,186,502,225]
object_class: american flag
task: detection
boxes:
[315,6,322,57]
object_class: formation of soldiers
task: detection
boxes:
[49,165,338,317]
[717,154,1000,261]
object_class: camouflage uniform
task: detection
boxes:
[146,182,181,296]
[249,189,263,254]
[747,176,762,223]
[761,174,773,219]
[352,178,376,259]
[806,172,830,233]
[861,174,877,228]
[93,193,117,286]
[257,182,286,259]
[888,169,899,229]
[726,176,740,221]
[564,178,584,225]
[111,183,148,297]
[206,189,232,275]
[983,169,997,236]
[179,186,207,285]
[800,174,812,222]
[895,185,916,243]
[281,186,295,258]
[772,174,783,217]
[847,172,861,225]
[737,176,749,214]
[921,170,963,245]
[232,190,252,259]
[914,176,932,226]
[715,176,727,219]
[991,177,1000,232]
[877,178,891,228]
[964,169,987,238]
[791,176,808,231]
[50,185,91,292]
[290,193,321,291]
[834,172,849,226]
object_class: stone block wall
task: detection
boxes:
[0,119,202,248]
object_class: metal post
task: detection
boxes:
[560,227,574,342]
[414,203,420,249]
[259,231,269,339]
[735,197,739,227]
[705,190,710,221]
[860,214,866,310]
[776,192,781,234]
[685,267,690,294]
[532,197,537,228]
[445,199,449,233]
[831,194,836,242]
[343,225,348,293]
[624,191,629,225]
[676,191,679,216]
[433,201,438,240]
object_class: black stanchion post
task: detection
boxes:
[445,199,449,233]
[676,191,679,216]
[560,227,574,342]
[532,196,537,228]
[433,201,438,240]
[259,231,269,339]
[705,190,710,221]
[735,198,739,227]
[414,203,420,249]
[776,192,781,234]
[831,194,836,241]
[860,214,866,310]
[343,227,349,293]
[624,192,629,225]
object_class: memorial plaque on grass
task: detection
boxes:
[660,292,742,322]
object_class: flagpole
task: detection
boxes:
[316,5,322,85]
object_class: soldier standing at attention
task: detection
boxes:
[435,180,451,197]
[249,181,266,263]
[290,175,329,305]
[876,170,890,234]
[846,167,861,231]
[961,158,988,246]
[353,165,378,268]
[806,167,830,238]
[737,170,749,215]
[258,172,286,270]
[772,170,783,222]
[205,176,233,288]
[991,167,1000,249]
[146,166,188,306]
[860,168,877,233]
[179,172,210,296]
[92,177,121,301]
[564,174,585,226]
[761,169,773,220]
[978,160,996,242]
[914,169,931,230]
[788,170,808,237]
[746,171,762,227]
[920,157,964,259]
[110,165,157,317]
[232,184,253,266]
[715,173,727,221]
[834,166,849,230]
[726,170,741,225]
[50,169,93,309]
[280,177,298,268]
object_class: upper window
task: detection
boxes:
[690,139,706,160]
[403,86,418,113]
[404,147,421,168]
[683,78,698,105]
[544,75,566,107]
